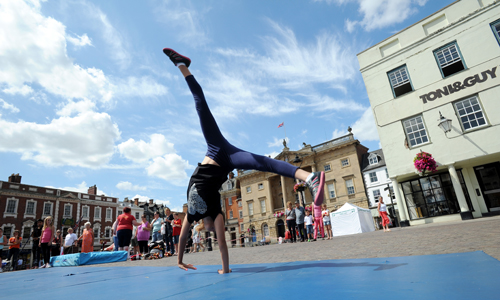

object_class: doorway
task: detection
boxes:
[474,162,500,212]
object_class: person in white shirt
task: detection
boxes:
[64,228,78,254]
[378,196,391,232]
[322,204,333,240]
[304,210,314,242]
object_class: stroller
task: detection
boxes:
[146,240,165,259]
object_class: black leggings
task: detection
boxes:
[138,240,148,254]
[186,75,298,178]
[41,243,51,265]
[7,248,19,270]
[286,220,297,242]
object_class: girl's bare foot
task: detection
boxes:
[217,269,232,274]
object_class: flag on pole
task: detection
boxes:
[278,122,284,128]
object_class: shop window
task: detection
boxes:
[388,65,414,97]
[369,172,378,183]
[346,179,355,195]
[454,96,488,131]
[327,183,336,198]
[403,115,429,147]
[434,42,466,78]
[491,19,500,45]
[401,171,473,220]
[324,164,331,172]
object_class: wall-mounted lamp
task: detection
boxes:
[438,111,452,133]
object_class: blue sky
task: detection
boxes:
[0,0,453,211]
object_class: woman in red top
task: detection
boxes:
[113,207,142,259]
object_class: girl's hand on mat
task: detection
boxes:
[217,269,232,274]
[179,263,197,271]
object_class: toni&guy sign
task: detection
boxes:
[419,66,497,104]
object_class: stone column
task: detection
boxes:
[448,164,473,220]
[391,178,410,226]
[280,176,287,208]
[311,165,317,172]
[54,200,60,229]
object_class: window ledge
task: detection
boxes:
[408,141,432,150]
[3,213,18,218]
[462,124,491,134]
[24,214,36,219]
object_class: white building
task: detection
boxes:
[358,0,500,226]
[361,150,394,218]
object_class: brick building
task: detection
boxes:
[0,174,120,266]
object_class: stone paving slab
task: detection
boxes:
[89,215,500,268]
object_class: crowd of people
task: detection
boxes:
[284,201,333,243]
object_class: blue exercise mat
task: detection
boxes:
[4,251,500,300]
[50,251,127,267]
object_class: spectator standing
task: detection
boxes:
[78,222,94,253]
[31,219,43,268]
[164,207,174,255]
[39,216,55,268]
[112,219,119,252]
[172,213,182,256]
[113,207,142,259]
[136,215,151,257]
[131,225,139,255]
[64,228,78,254]
[378,196,391,232]
[322,204,332,240]
[0,228,6,272]
[304,210,314,242]
[285,201,297,243]
[150,212,163,243]
[52,230,62,257]
[7,230,22,271]
[294,201,306,242]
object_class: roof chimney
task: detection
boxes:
[228,171,234,179]
[134,198,139,206]
[149,199,154,205]
[88,185,97,195]
[8,173,21,183]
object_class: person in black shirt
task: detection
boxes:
[164,207,174,255]
[31,219,43,268]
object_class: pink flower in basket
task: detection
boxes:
[274,211,284,218]
[413,151,437,176]
[294,182,307,193]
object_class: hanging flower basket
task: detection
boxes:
[305,205,312,212]
[273,211,284,218]
[294,182,307,193]
[413,151,437,176]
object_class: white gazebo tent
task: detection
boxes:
[330,203,375,237]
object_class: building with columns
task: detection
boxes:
[357,0,500,226]
[0,174,119,267]
[237,130,369,240]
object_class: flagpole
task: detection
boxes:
[283,123,287,144]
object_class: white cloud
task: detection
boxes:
[0,99,20,113]
[351,108,380,142]
[268,137,289,148]
[56,99,96,116]
[118,134,176,164]
[265,151,280,159]
[0,0,113,103]
[113,76,168,98]
[315,0,428,32]
[153,0,210,46]
[66,33,92,47]
[2,85,34,96]
[0,111,120,167]
[332,129,346,139]
[146,154,190,182]
[116,181,147,191]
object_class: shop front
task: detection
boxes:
[400,170,473,221]
[474,162,500,214]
